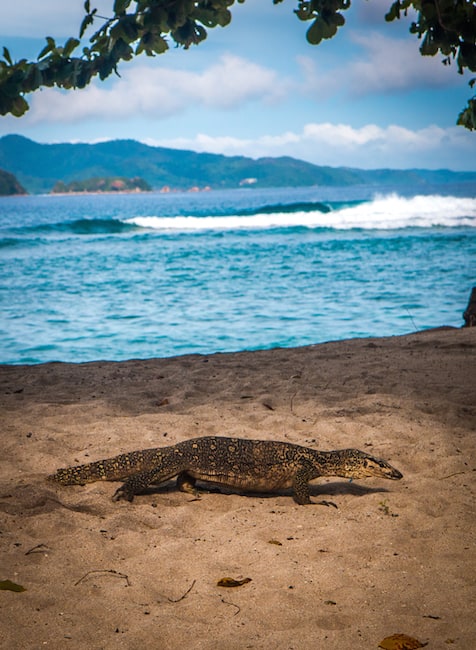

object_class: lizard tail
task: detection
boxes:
[47,449,158,485]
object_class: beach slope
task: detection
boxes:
[1,328,475,648]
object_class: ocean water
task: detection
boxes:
[1,183,475,364]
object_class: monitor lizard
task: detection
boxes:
[48,435,402,504]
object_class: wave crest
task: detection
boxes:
[126,194,476,232]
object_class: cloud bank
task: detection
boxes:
[26,55,285,124]
[19,30,460,126]
[298,31,458,99]
[152,123,474,171]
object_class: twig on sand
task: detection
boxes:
[439,471,467,480]
[25,543,50,555]
[166,579,196,603]
[74,569,130,587]
[221,597,241,616]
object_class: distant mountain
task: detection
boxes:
[0,134,475,194]
[0,168,27,195]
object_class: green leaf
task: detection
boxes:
[0,579,26,592]
[63,38,80,58]
[79,8,97,38]
[193,8,217,28]
[136,32,168,56]
[2,47,12,65]
[306,18,324,45]
[110,38,134,61]
[457,98,476,130]
[37,45,50,60]
[320,18,338,39]
[420,33,438,56]
[332,13,346,28]
[385,2,401,22]
[114,0,132,15]
[214,8,232,27]
[112,16,139,43]
[459,43,476,72]
[124,22,140,43]
[23,64,43,92]
[295,2,312,21]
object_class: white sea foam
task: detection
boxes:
[333,194,476,229]
[125,194,476,231]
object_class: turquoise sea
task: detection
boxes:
[1,183,475,364]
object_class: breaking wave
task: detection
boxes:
[126,194,476,232]
[4,194,475,242]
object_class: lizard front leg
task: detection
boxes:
[292,464,338,508]
[292,466,313,505]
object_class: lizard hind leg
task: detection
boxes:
[176,471,202,498]
[112,470,157,502]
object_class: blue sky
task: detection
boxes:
[0,0,475,170]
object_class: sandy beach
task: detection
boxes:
[1,327,475,649]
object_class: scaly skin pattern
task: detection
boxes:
[48,436,403,504]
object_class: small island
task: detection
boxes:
[51,176,152,194]
[0,169,27,195]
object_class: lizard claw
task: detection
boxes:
[315,500,338,509]
[112,487,134,502]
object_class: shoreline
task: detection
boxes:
[0,325,463,368]
[1,327,475,648]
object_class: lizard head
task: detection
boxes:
[335,449,403,480]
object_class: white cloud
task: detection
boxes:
[303,122,384,147]
[349,32,456,94]
[152,122,475,170]
[298,31,458,100]
[25,54,285,124]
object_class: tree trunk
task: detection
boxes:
[463,287,476,327]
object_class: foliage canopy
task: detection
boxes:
[0,0,475,128]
